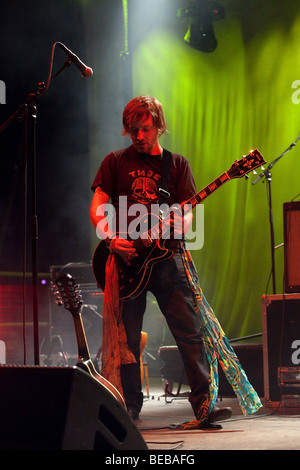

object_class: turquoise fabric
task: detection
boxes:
[179,241,262,417]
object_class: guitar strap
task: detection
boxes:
[158,149,172,205]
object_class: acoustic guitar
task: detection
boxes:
[53,273,125,407]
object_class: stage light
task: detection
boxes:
[177,1,225,52]
[183,16,217,52]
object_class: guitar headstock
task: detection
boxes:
[227,149,266,179]
[53,273,83,316]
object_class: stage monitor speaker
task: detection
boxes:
[261,294,300,408]
[283,201,300,293]
[0,366,147,450]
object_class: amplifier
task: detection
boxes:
[50,262,96,286]
[283,201,300,293]
[261,293,300,407]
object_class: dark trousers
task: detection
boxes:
[120,249,210,418]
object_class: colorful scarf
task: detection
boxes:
[101,253,136,398]
[179,240,262,417]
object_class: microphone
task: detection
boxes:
[57,42,93,78]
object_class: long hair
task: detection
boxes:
[122,96,167,137]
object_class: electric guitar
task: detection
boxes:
[53,273,125,407]
[92,149,266,301]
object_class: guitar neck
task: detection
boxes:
[141,171,231,243]
[134,149,265,246]
[184,171,230,209]
[72,311,91,362]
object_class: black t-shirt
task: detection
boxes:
[91,145,197,236]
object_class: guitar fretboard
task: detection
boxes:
[136,171,231,247]
[185,171,230,209]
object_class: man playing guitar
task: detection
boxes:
[89,96,262,427]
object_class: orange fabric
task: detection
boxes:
[101,253,136,397]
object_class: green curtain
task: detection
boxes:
[85,1,300,339]
[130,11,300,338]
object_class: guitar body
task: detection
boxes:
[75,359,125,407]
[92,236,173,301]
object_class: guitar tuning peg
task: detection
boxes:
[55,295,62,305]
[245,174,249,180]
[252,170,257,175]
[261,166,265,171]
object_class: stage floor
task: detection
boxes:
[136,378,300,451]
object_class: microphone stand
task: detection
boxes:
[252,133,300,294]
[0,54,72,365]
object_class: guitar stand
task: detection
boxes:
[164,366,190,404]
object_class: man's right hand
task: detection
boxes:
[110,238,137,265]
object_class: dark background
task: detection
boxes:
[0,1,92,275]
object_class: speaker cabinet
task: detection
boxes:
[159,343,264,398]
[284,201,300,293]
[261,294,300,408]
[0,366,147,450]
